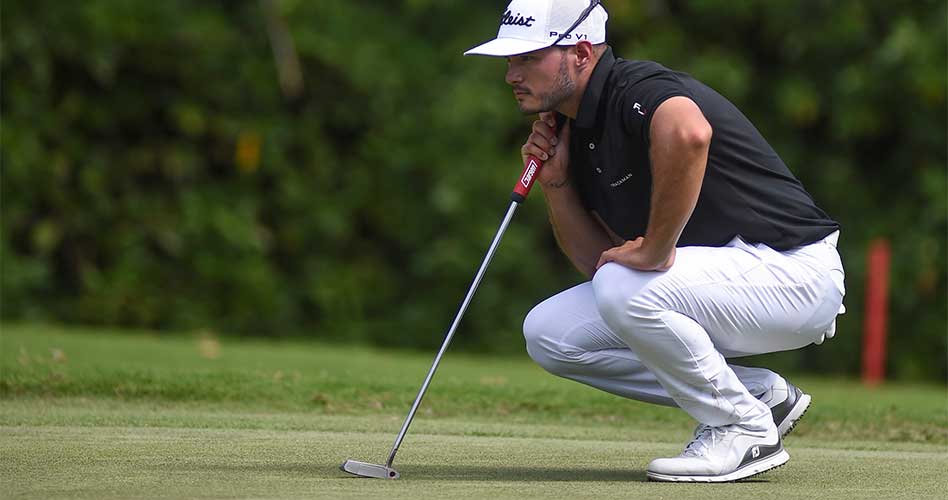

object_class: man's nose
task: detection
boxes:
[505,66,522,86]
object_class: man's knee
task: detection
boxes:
[523,303,561,372]
[522,301,582,375]
[591,263,628,326]
[592,262,664,334]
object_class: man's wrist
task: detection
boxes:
[541,177,571,189]
[640,239,676,270]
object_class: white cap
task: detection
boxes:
[464,0,609,57]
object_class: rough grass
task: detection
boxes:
[1,323,947,499]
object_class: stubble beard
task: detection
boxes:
[519,54,575,115]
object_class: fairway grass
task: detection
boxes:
[2,324,947,499]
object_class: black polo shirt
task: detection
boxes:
[568,47,839,251]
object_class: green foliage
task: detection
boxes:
[2,1,945,380]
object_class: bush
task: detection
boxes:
[2,0,944,380]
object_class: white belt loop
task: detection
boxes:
[824,230,840,248]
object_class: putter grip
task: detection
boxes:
[510,155,543,204]
[510,118,562,203]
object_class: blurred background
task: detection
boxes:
[2,0,945,381]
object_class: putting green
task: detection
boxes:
[2,403,946,500]
[2,325,946,498]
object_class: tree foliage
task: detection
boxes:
[2,0,945,380]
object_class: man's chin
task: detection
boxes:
[517,102,550,115]
[516,95,560,115]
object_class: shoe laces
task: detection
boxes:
[683,424,728,458]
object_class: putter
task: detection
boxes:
[340,149,553,480]
[341,2,599,478]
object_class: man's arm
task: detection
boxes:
[597,96,711,271]
[541,174,615,278]
[522,114,614,278]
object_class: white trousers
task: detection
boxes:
[523,232,845,431]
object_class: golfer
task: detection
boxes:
[465,0,846,482]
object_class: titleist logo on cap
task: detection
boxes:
[500,10,535,27]
[464,0,609,57]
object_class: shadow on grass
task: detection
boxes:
[350,465,646,482]
[161,462,643,482]
[164,462,769,483]
[164,462,643,482]
[425,465,641,482]
[389,466,770,483]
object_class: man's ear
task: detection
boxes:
[573,41,595,67]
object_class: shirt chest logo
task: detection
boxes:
[609,172,634,188]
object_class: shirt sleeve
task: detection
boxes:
[620,73,694,146]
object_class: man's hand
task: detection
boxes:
[521,112,571,188]
[596,237,676,272]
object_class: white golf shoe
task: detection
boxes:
[646,423,789,482]
[765,379,812,438]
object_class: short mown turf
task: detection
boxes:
[2,324,946,499]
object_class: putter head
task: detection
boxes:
[340,459,400,479]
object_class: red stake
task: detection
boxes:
[862,238,890,386]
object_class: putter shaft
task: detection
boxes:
[384,200,521,467]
